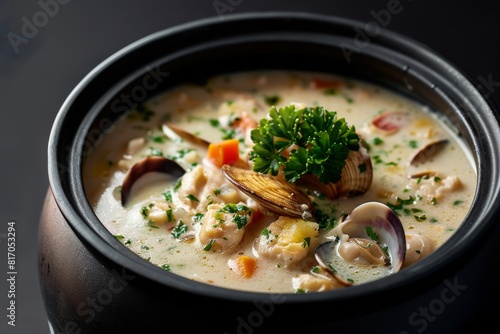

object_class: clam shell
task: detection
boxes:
[121,156,185,206]
[298,143,373,199]
[162,122,211,147]
[221,165,316,219]
[315,202,406,285]
[410,139,449,166]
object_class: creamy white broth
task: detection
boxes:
[83,70,476,293]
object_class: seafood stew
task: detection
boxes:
[83,70,476,293]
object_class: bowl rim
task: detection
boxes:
[47,11,500,303]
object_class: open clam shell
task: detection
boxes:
[297,142,373,199]
[162,122,211,148]
[410,139,449,166]
[315,202,406,285]
[221,165,316,220]
[121,156,185,206]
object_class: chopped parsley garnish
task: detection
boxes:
[263,95,281,106]
[192,213,204,222]
[365,226,380,243]
[261,228,271,238]
[147,220,159,229]
[185,194,199,202]
[302,237,311,248]
[163,190,173,202]
[217,204,251,229]
[209,119,220,127]
[172,221,188,238]
[166,209,174,222]
[204,239,216,251]
[148,147,163,156]
[249,104,360,184]
[408,140,418,148]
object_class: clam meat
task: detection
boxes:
[315,202,406,285]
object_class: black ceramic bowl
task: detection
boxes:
[39,12,500,334]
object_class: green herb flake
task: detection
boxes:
[161,264,171,271]
[302,237,311,248]
[261,228,271,239]
[414,215,427,222]
[163,191,173,202]
[323,88,336,96]
[147,220,159,229]
[186,194,199,202]
[172,221,188,239]
[263,95,281,106]
[148,147,163,156]
[365,226,380,243]
[193,213,204,222]
[140,206,149,218]
[150,134,166,143]
[209,119,220,127]
[204,239,216,251]
[166,209,174,222]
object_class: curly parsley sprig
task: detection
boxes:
[249,104,360,184]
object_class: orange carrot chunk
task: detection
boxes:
[228,255,257,278]
[207,139,240,168]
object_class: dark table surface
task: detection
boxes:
[1,1,500,333]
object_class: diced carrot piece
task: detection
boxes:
[228,255,257,278]
[207,139,240,168]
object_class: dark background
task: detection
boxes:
[1,1,499,333]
